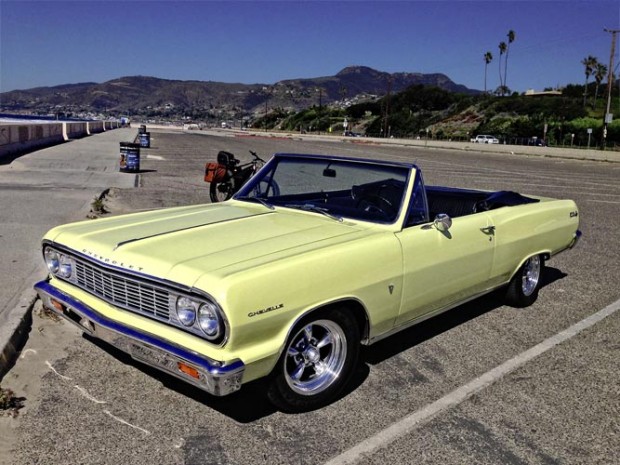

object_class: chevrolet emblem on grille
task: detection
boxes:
[81,249,144,271]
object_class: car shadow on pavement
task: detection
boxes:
[363,266,566,365]
[84,334,277,422]
[82,267,565,421]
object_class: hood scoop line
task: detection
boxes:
[113,211,274,250]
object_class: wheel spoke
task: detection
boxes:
[316,332,333,349]
[303,325,313,343]
[288,346,300,357]
[291,361,306,381]
[313,360,328,376]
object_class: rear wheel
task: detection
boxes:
[267,308,360,413]
[505,255,543,307]
[210,180,234,202]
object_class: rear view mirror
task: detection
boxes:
[323,168,336,178]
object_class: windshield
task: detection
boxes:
[235,154,410,223]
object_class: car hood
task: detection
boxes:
[46,202,367,287]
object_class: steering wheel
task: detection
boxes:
[356,193,394,217]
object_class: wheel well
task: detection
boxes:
[312,300,369,343]
[509,252,548,282]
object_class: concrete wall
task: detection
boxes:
[87,121,105,134]
[0,121,119,159]
[63,122,88,140]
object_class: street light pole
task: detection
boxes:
[602,28,619,150]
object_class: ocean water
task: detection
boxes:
[0,113,96,124]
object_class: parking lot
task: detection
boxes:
[1,130,618,465]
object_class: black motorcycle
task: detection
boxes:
[206,150,276,202]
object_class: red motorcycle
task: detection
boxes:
[205,150,273,202]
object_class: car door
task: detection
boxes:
[394,213,496,326]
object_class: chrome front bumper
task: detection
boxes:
[34,280,244,396]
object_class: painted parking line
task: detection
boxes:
[324,298,620,465]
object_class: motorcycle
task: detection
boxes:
[205,150,272,202]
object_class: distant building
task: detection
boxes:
[523,89,562,97]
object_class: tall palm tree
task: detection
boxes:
[593,62,608,109]
[484,51,493,93]
[504,30,516,90]
[498,42,507,96]
[582,55,597,108]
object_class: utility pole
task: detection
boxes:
[602,28,619,150]
[383,77,392,138]
[318,88,322,135]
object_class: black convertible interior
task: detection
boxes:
[426,186,539,219]
[268,178,406,223]
[261,180,538,224]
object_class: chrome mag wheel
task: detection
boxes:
[284,320,347,396]
[521,255,541,297]
[505,254,544,308]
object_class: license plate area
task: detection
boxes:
[129,342,179,373]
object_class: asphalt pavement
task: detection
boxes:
[0,128,618,465]
[1,125,618,384]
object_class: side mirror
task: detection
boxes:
[434,213,452,232]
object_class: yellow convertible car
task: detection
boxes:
[35,153,580,412]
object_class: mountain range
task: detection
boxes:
[0,66,477,118]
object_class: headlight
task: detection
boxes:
[198,302,222,339]
[44,248,60,274]
[58,255,72,278]
[44,247,72,278]
[176,296,197,326]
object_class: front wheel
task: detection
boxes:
[267,308,360,413]
[210,180,234,202]
[505,255,544,307]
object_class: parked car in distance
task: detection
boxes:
[471,135,500,144]
[35,153,580,412]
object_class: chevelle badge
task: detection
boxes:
[248,303,284,318]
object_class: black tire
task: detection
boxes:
[210,180,234,203]
[267,308,360,413]
[251,179,281,198]
[505,255,544,308]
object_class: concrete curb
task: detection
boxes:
[0,290,37,382]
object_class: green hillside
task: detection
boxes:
[263,83,620,148]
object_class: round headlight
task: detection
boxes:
[176,297,197,326]
[44,248,60,274]
[58,255,72,278]
[198,302,221,339]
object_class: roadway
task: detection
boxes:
[0,130,618,465]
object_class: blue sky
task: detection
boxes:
[1,1,619,94]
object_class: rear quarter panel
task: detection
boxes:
[489,198,579,284]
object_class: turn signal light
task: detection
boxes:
[50,299,65,312]
[178,362,200,380]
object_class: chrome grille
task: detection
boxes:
[74,259,170,320]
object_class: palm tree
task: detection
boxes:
[593,62,608,109]
[582,55,597,108]
[504,30,516,91]
[484,51,493,93]
[498,42,507,96]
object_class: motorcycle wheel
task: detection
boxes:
[210,180,234,202]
